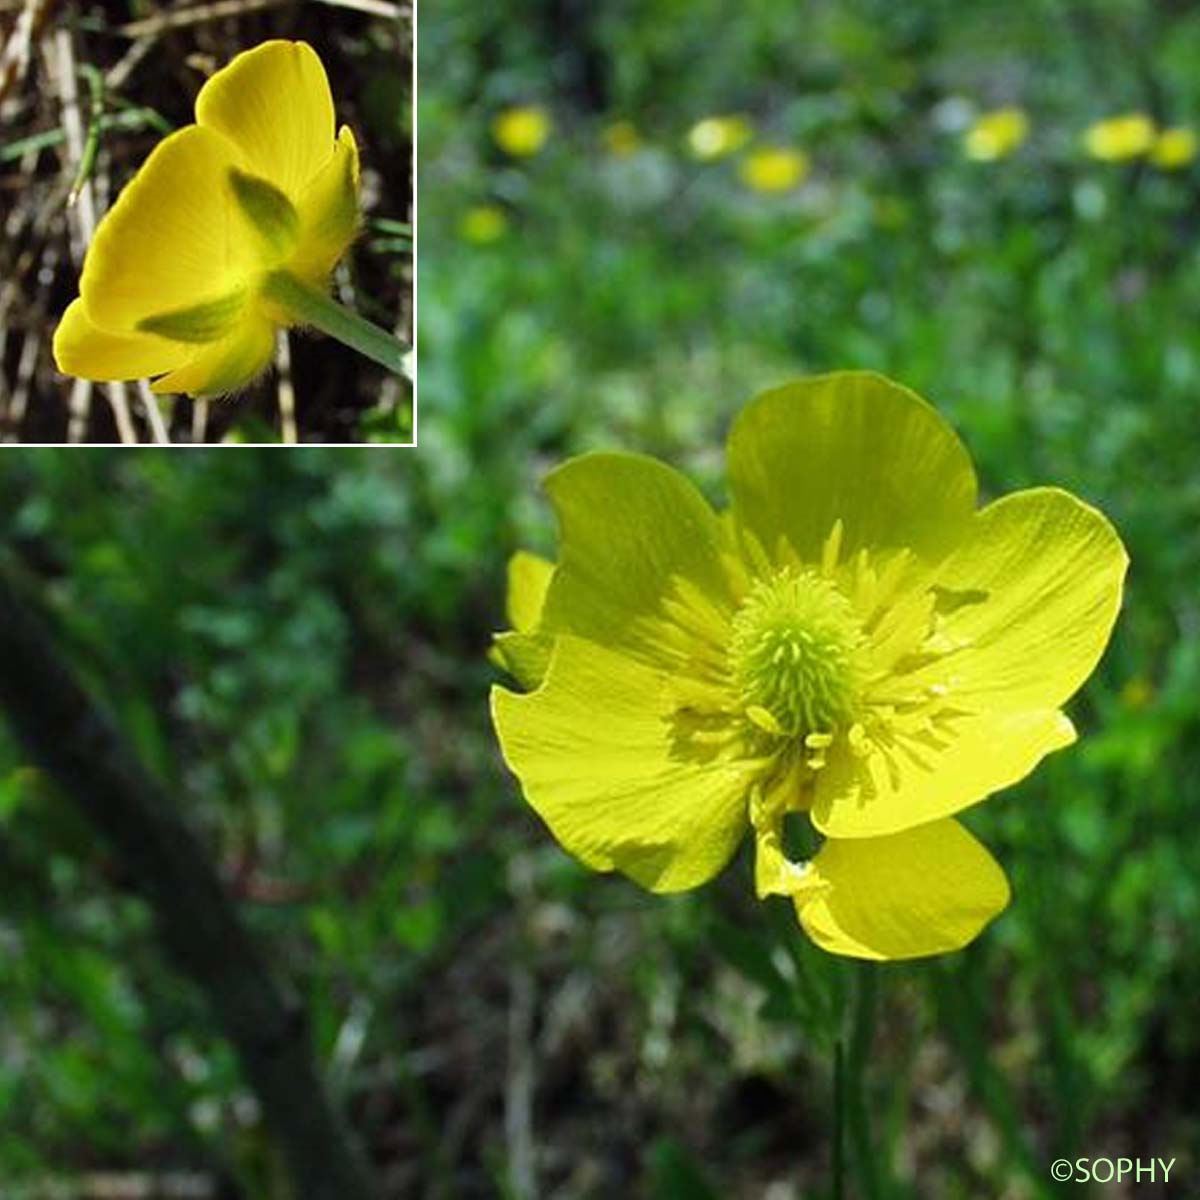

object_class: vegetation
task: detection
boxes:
[1,0,1199,1197]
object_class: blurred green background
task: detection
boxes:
[3,0,1200,1196]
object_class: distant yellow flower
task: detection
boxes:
[687,115,753,161]
[603,119,642,157]
[1120,676,1154,710]
[739,147,810,193]
[492,106,552,157]
[53,41,360,398]
[460,204,509,244]
[1150,126,1197,170]
[491,373,1127,960]
[1084,113,1157,162]
[963,107,1028,162]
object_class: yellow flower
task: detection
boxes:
[603,119,642,157]
[1150,126,1197,170]
[687,115,753,161]
[492,106,552,157]
[1083,113,1157,162]
[459,204,509,244]
[963,107,1028,162]
[53,41,361,398]
[1120,676,1154,710]
[739,147,809,193]
[491,373,1127,961]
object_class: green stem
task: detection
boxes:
[845,962,885,1200]
[262,269,410,378]
[67,64,105,207]
[832,1034,846,1200]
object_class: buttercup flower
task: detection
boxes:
[1083,113,1156,162]
[603,119,642,158]
[492,106,552,157]
[687,115,753,161]
[460,204,510,244]
[491,373,1127,960]
[739,147,810,193]
[1120,676,1154,711]
[963,107,1028,162]
[54,41,361,398]
[1150,126,1197,170]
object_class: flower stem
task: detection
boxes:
[832,1034,846,1200]
[262,269,410,378]
[845,962,885,1199]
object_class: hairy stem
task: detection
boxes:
[262,269,410,379]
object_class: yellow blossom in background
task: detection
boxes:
[603,119,642,157]
[491,373,1127,961]
[963,107,1029,162]
[53,41,361,399]
[687,114,753,161]
[1120,676,1154,710]
[459,204,509,244]
[1084,113,1156,161]
[492,106,552,157]
[739,146,810,193]
[1150,126,1197,170]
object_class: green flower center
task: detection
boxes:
[729,569,866,739]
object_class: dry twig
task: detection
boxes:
[131,381,168,444]
[275,328,297,444]
[118,0,285,39]
[53,24,95,438]
[0,0,54,106]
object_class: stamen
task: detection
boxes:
[820,518,844,578]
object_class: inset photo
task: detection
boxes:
[1,1,412,444]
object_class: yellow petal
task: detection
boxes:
[149,316,275,398]
[506,550,554,631]
[290,124,361,285]
[491,636,752,893]
[195,40,335,199]
[918,487,1129,712]
[751,787,825,900]
[540,452,736,666]
[795,820,1010,960]
[53,298,193,382]
[812,708,1076,839]
[80,126,255,333]
[492,551,556,687]
[727,372,977,567]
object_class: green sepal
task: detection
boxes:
[228,167,300,257]
[491,630,554,691]
[136,287,246,343]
